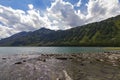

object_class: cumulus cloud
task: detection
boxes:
[28,4,34,9]
[46,0,85,29]
[0,24,18,39]
[0,0,120,39]
[0,5,46,30]
[75,0,82,7]
[86,0,120,23]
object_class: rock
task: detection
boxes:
[69,57,73,60]
[15,61,22,64]
[37,58,46,62]
[43,59,46,62]
[100,59,104,62]
[56,57,68,60]
[80,63,84,66]
[2,57,7,60]
[63,70,72,80]
[37,58,41,61]
[23,60,26,62]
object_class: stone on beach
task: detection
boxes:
[0,52,120,80]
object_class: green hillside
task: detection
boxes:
[0,15,120,46]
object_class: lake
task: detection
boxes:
[0,47,111,54]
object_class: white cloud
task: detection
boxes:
[47,0,85,29]
[0,5,47,30]
[0,4,50,38]
[0,0,120,39]
[75,0,82,7]
[0,24,18,39]
[28,4,34,9]
[86,0,120,23]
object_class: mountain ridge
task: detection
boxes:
[0,15,120,46]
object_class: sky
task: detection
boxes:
[0,0,120,39]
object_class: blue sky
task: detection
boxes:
[0,0,120,38]
[0,0,88,13]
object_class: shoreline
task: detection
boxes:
[0,52,120,80]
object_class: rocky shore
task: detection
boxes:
[0,51,120,80]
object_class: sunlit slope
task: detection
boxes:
[0,15,120,46]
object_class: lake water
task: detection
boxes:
[0,47,108,54]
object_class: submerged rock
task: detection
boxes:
[2,57,7,60]
[1,52,120,80]
[14,61,22,64]
[37,57,46,62]
[23,60,26,62]
[56,57,68,60]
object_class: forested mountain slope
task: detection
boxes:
[0,15,120,46]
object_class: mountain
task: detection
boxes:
[0,15,120,46]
